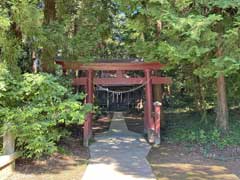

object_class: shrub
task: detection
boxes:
[0,66,91,158]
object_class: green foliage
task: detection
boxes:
[0,65,91,158]
[0,63,20,106]
[0,0,44,70]
[0,0,118,72]
[119,0,240,77]
[166,111,240,149]
[1,0,240,157]
[12,0,43,37]
[115,0,240,126]
[41,0,117,62]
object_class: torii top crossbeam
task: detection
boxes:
[56,60,172,85]
[56,60,164,71]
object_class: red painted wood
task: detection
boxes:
[87,70,94,138]
[152,77,172,84]
[83,113,90,146]
[144,104,148,134]
[95,77,146,85]
[56,60,172,146]
[55,60,64,66]
[83,70,94,146]
[154,103,161,136]
[56,60,165,71]
[145,69,154,130]
[72,77,172,86]
[116,70,123,78]
[87,70,94,103]
[72,78,87,86]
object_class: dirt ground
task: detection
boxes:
[7,112,240,180]
[147,143,240,180]
[124,112,240,180]
[6,113,113,180]
[92,112,112,135]
[8,137,89,180]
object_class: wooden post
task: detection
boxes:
[144,103,148,134]
[83,69,94,147]
[145,69,155,143]
[154,102,161,145]
[1,132,15,179]
[87,70,94,137]
[83,114,90,147]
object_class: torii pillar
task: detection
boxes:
[84,69,94,146]
[145,69,155,143]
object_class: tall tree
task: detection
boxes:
[118,0,240,131]
[41,0,57,72]
[44,0,56,24]
[0,0,42,73]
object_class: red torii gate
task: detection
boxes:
[56,60,172,146]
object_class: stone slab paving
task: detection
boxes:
[82,112,156,180]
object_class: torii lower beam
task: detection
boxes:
[72,77,172,86]
[73,76,172,145]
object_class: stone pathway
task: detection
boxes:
[82,112,156,180]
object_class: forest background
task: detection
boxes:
[1,0,240,158]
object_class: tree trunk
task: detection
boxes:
[41,0,56,73]
[153,20,165,128]
[216,74,229,131]
[44,0,56,24]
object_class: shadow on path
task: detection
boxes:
[82,112,156,180]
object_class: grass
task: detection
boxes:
[163,109,240,149]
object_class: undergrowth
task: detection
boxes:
[164,110,240,150]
